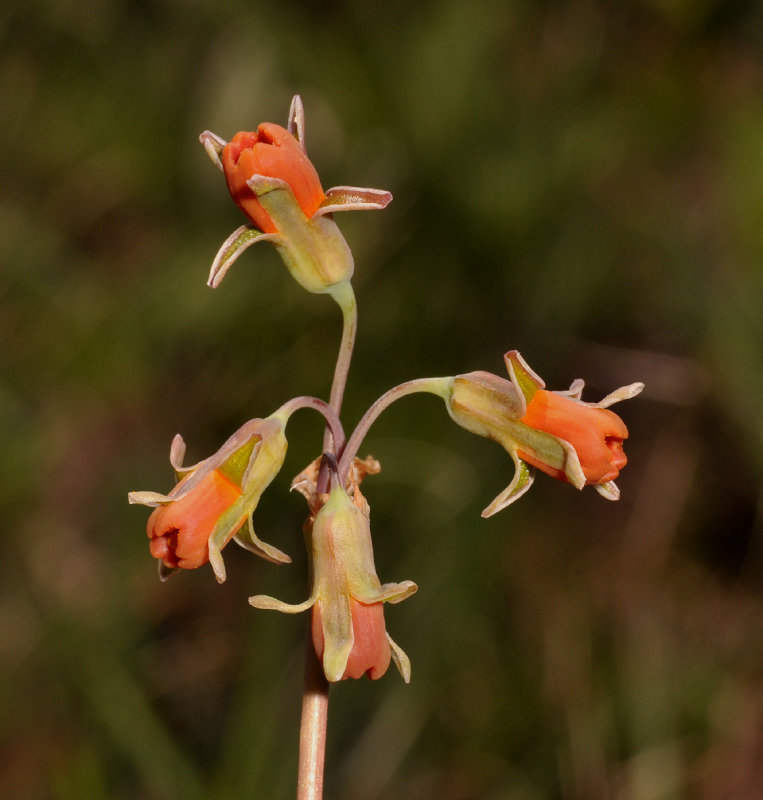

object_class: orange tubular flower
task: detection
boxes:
[250,480,416,683]
[519,389,629,485]
[147,469,242,570]
[129,414,291,582]
[444,350,643,515]
[221,124,327,234]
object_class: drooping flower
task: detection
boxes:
[250,472,416,683]
[199,95,392,297]
[129,414,290,582]
[444,350,643,515]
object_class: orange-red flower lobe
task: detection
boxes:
[519,389,629,484]
[221,123,326,233]
[311,598,391,681]
[147,469,243,570]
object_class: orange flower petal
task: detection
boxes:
[147,469,243,570]
[344,600,391,680]
[221,124,326,233]
[311,599,391,681]
[520,389,629,484]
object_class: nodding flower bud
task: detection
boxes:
[129,415,291,583]
[444,350,643,515]
[250,480,417,683]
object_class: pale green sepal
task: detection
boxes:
[559,378,585,400]
[594,480,620,501]
[247,174,291,197]
[233,513,292,565]
[208,225,278,289]
[287,94,305,147]
[240,422,288,491]
[510,424,586,490]
[504,350,545,404]
[207,416,289,579]
[219,438,258,486]
[561,380,644,408]
[369,580,418,605]
[246,174,354,294]
[199,130,226,172]
[207,499,251,582]
[387,634,411,684]
[208,537,227,584]
[169,434,200,478]
[165,418,273,501]
[249,594,316,613]
[315,186,393,215]
[446,372,525,438]
[595,382,644,408]
[481,456,535,518]
[316,584,356,683]
[558,439,586,489]
[128,490,173,507]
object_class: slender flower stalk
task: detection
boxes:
[322,281,357,457]
[301,282,357,800]
[297,643,329,800]
[277,395,346,455]
[337,377,452,481]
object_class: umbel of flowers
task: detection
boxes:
[130,94,643,697]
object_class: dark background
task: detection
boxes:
[2,0,763,797]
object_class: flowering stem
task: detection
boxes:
[296,634,330,800]
[337,377,452,480]
[296,281,356,800]
[277,396,346,454]
[323,280,357,454]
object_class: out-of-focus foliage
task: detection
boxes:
[2,0,763,798]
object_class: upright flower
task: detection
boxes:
[221,124,326,234]
[250,476,416,683]
[444,350,643,515]
[129,414,290,583]
[199,95,392,299]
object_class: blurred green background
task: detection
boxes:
[3,0,763,797]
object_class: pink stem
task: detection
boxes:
[337,377,451,480]
[297,282,357,799]
[296,637,330,800]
